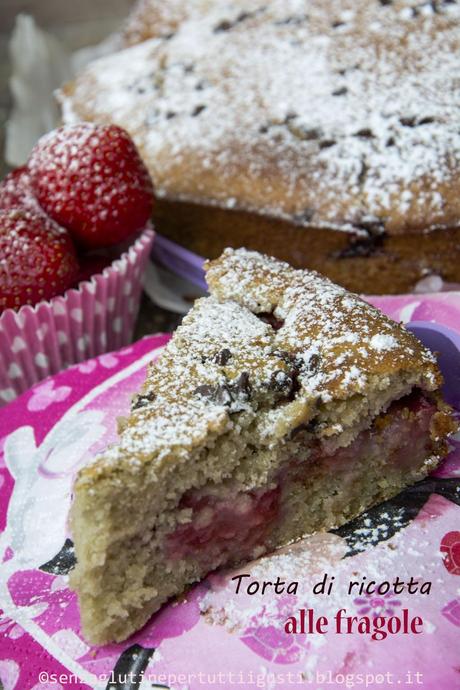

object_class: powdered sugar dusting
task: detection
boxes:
[83,248,440,474]
[207,249,439,400]
[370,334,399,352]
[60,0,460,234]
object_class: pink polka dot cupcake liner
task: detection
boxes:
[0,226,154,404]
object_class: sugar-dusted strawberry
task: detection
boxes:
[28,123,155,249]
[0,209,79,312]
[0,166,43,215]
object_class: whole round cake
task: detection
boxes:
[60,0,460,293]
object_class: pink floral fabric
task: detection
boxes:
[0,292,459,689]
[440,531,460,575]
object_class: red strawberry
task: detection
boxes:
[0,209,79,312]
[76,254,112,283]
[28,123,155,249]
[0,166,43,215]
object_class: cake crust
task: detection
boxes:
[153,198,460,294]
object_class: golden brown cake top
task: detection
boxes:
[59,0,460,236]
[76,249,441,485]
[122,0,216,46]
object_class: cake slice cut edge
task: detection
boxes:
[69,248,457,644]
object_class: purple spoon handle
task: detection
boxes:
[406,321,460,409]
[152,233,207,291]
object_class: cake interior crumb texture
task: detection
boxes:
[59,0,460,293]
[69,249,456,644]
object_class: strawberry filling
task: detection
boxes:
[311,389,437,473]
[165,390,437,563]
[166,486,281,564]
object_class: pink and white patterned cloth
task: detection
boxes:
[0,228,154,404]
[0,293,459,690]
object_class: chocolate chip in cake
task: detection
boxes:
[290,420,317,438]
[132,391,156,410]
[354,128,375,138]
[331,20,346,27]
[269,370,299,401]
[378,0,393,5]
[257,312,285,330]
[386,136,396,147]
[268,351,306,403]
[273,349,292,363]
[284,369,301,401]
[214,8,266,32]
[333,218,386,258]
[214,383,234,406]
[307,353,321,376]
[214,348,232,365]
[270,370,290,390]
[274,14,309,25]
[236,11,256,22]
[235,371,251,395]
[400,115,436,127]
[166,111,177,119]
[332,87,348,96]
[214,19,233,32]
[194,372,252,412]
[192,105,207,117]
[319,139,337,149]
[333,232,385,259]
[194,384,215,398]
[399,116,417,127]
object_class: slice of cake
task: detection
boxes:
[70,249,455,644]
[58,0,460,294]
